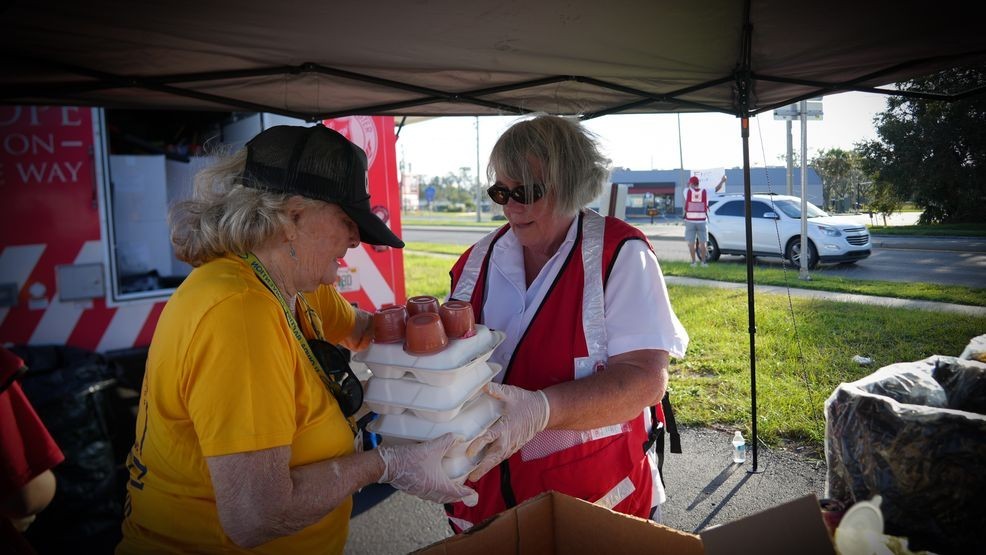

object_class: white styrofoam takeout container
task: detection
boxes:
[353,325,505,387]
[372,393,502,481]
[368,392,503,457]
[363,362,500,422]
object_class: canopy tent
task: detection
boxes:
[2,1,984,118]
[4,0,985,469]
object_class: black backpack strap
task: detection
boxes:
[654,418,667,488]
[642,392,681,488]
[642,406,661,454]
[662,392,681,454]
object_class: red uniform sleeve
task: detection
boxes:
[0,382,65,499]
[1,348,25,390]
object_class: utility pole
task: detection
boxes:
[799,100,810,281]
[677,113,685,214]
[774,99,823,280]
[475,116,481,222]
[786,120,793,195]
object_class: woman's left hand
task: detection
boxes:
[377,434,478,506]
[465,383,550,482]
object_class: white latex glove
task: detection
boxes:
[377,433,478,506]
[465,383,550,482]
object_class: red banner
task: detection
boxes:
[323,116,406,311]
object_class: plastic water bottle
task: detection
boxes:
[732,431,746,463]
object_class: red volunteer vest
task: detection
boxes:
[684,188,709,221]
[445,211,661,532]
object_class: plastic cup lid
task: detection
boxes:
[839,495,884,532]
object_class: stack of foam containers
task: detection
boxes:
[354,323,506,482]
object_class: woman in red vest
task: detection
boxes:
[446,115,689,532]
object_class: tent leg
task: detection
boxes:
[735,4,761,474]
[740,116,759,473]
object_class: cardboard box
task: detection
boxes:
[699,494,835,555]
[415,491,834,555]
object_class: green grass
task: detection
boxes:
[403,252,457,299]
[660,260,986,307]
[401,246,986,452]
[867,222,986,237]
[405,242,471,256]
[667,284,984,451]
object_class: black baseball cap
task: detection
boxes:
[242,125,404,248]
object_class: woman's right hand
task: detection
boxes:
[376,433,478,506]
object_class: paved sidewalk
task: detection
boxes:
[666,275,986,317]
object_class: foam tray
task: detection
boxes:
[363,363,500,422]
[368,392,503,452]
[354,326,505,387]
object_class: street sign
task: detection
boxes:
[424,186,436,202]
[773,98,823,121]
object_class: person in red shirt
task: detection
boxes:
[682,174,726,267]
[1,347,65,553]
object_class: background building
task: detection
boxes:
[609,167,823,218]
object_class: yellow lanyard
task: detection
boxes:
[296,294,326,341]
[241,253,350,411]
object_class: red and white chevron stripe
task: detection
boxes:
[0,241,164,352]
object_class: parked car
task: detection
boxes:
[706,193,871,269]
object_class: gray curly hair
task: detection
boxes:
[487,114,611,215]
[169,149,320,267]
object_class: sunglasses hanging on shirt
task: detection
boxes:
[306,339,364,418]
[487,183,546,205]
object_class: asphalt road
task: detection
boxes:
[403,226,986,289]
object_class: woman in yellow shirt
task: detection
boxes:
[118,125,475,554]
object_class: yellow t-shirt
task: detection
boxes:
[118,255,357,554]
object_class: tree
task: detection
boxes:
[866,180,904,226]
[418,173,476,210]
[857,65,986,224]
[810,148,866,210]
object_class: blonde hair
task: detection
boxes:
[169,149,319,267]
[487,114,611,215]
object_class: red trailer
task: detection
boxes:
[0,106,406,354]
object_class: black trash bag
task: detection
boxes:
[934,355,986,415]
[824,355,986,555]
[103,346,149,464]
[11,344,126,554]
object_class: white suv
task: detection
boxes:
[706,194,871,269]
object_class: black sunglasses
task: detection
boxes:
[487,183,546,205]
[307,339,363,417]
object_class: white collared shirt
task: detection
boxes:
[483,216,688,380]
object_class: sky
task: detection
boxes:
[395,91,888,181]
